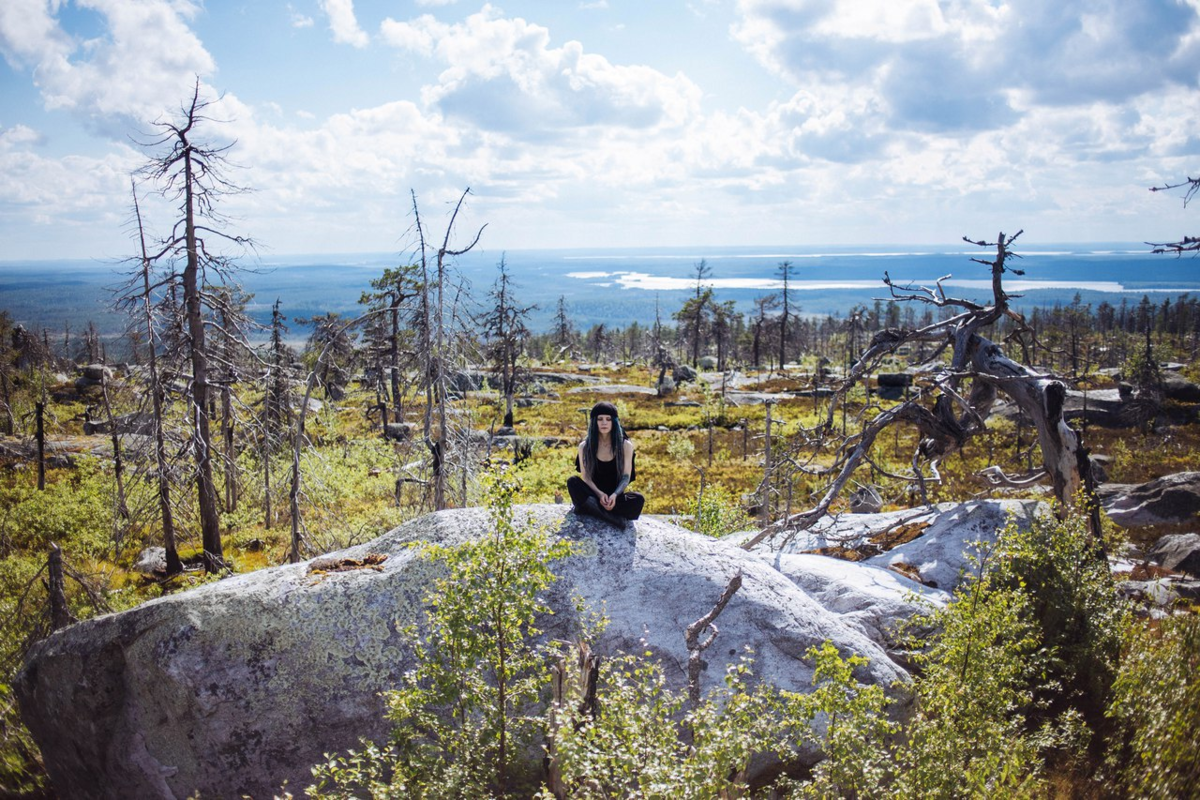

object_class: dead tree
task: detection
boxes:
[742,231,1103,551]
[685,572,743,706]
[115,179,184,575]
[482,255,535,428]
[138,81,254,572]
[1148,176,1200,254]
[411,189,486,510]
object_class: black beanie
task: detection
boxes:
[590,401,619,419]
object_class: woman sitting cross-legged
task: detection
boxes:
[567,401,644,528]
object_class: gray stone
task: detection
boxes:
[1117,579,1180,607]
[17,507,912,799]
[80,364,112,382]
[848,485,883,514]
[1162,372,1200,403]
[383,421,415,442]
[84,412,155,437]
[133,547,167,575]
[739,500,1044,592]
[673,364,698,383]
[759,553,947,661]
[1147,532,1200,577]
[1100,472,1200,528]
[567,383,658,396]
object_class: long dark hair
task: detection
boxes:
[582,402,627,477]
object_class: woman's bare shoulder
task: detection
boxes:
[624,437,636,453]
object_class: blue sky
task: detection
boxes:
[2,0,1200,260]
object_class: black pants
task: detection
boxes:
[566,476,644,520]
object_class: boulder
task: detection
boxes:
[17,507,913,799]
[1162,372,1200,403]
[746,500,1044,592]
[1147,533,1200,577]
[80,364,112,383]
[382,421,415,442]
[673,364,698,383]
[758,553,947,662]
[83,412,155,437]
[1099,472,1200,528]
[848,485,883,514]
[875,373,912,401]
[567,383,658,396]
[724,391,794,406]
[132,547,167,576]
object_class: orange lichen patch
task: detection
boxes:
[307,553,389,575]
[869,521,930,552]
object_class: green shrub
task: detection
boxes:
[1106,614,1200,799]
[309,468,573,798]
[0,459,114,558]
[685,483,752,537]
[543,648,799,799]
[892,508,1124,799]
[780,641,898,799]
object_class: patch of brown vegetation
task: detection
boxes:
[888,562,933,586]
[307,553,389,575]
[869,521,930,552]
[802,546,871,562]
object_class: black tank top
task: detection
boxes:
[593,456,620,495]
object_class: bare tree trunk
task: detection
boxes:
[743,231,1103,552]
[132,186,183,575]
[99,368,130,522]
[289,372,317,563]
[48,544,74,631]
[758,400,773,526]
[222,379,236,514]
[35,400,45,491]
[179,152,224,572]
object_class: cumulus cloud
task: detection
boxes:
[733,0,1200,134]
[319,0,369,47]
[380,5,702,136]
[0,0,214,128]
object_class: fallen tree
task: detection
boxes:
[742,231,1103,551]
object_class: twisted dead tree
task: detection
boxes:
[1148,176,1200,254]
[742,231,1102,551]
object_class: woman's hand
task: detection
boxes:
[599,493,617,511]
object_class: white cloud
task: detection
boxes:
[319,0,369,47]
[0,0,72,70]
[0,129,142,251]
[733,0,1200,134]
[0,0,214,128]
[289,4,315,29]
[380,5,702,136]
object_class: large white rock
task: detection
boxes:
[758,553,949,659]
[17,506,915,800]
[741,500,1044,592]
